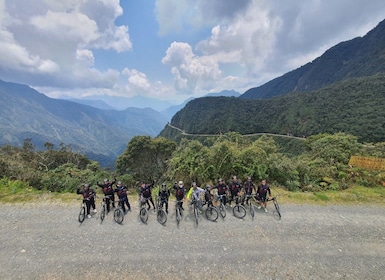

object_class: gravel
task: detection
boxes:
[1,200,384,280]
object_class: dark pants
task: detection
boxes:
[161,199,169,213]
[105,194,115,212]
[119,196,131,213]
[144,196,155,209]
[84,198,95,215]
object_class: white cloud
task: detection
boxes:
[0,0,131,89]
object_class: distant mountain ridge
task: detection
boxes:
[0,79,168,167]
[241,18,385,99]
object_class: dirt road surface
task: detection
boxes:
[1,202,384,280]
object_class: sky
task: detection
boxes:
[1,0,385,109]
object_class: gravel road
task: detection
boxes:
[1,201,384,280]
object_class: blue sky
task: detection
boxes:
[1,0,385,109]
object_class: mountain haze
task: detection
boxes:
[0,80,167,166]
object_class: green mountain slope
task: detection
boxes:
[0,80,168,166]
[241,18,385,99]
[160,74,385,143]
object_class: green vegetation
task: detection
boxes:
[162,74,385,144]
[1,132,385,205]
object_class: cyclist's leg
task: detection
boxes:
[106,196,111,212]
[149,196,155,209]
[120,198,126,213]
[111,193,116,208]
[90,197,96,211]
[125,197,131,211]
[85,200,91,215]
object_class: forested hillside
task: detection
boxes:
[160,74,385,143]
[241,18,385,99]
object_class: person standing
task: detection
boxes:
[211,178,228,206]
[139,181,155,210]
[228,175,242,205]
[158,182,170,214]
[115,181,131,214]
[77,183,97,219]
[97,178,116,213]
[173,181,186,210]
[256,179,272,212]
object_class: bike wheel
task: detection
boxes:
[194,205,199,227]
[78,206,86,223]
[157,209,167,225]
[114,208,124,224]
[219,203,226,218]
[233,205,246,219]
[100,204,106,224]
[250,203,255,218]
[139,207,149,224]
[273,199,281,220]
[205,206,218,222]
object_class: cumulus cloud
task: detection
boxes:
[157,0,385,92]
[162,42,221,93]
[0,0,131,89]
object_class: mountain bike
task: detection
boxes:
[216,194,227,218]
[99,195,111,224]
[244,194,255,219]
[156,196,167,225]
[204,199,218,222]
[78,199,87,223]
[231,195,246,219]
[113,200,125,224]
[139,196,150,224]
[175,199,184,227]
[190,196,200,227]
[267,196,281,220]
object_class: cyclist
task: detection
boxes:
[139,181,155,210]
[97,178,116,213]
[173,181,186,210]
[115,181,131,214]
[211,178,228,206]
[76,183,97,219]
[158,182,170,213]
[190,182,205,213]
[204,184,214,208]
[242,176,256,205]
[256,179,272,212]
[228,175,242,206]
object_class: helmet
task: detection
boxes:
[218,178,223,182]
[247,176,251,180]
[178,181,184,186]
[84,183,89,188]
[117,181,122,185]
[162,182,166,187]
[191,182,197,187]
[205,185,211,190]
[103,178,109,183]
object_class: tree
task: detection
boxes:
[116,136,176,182]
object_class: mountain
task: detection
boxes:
[241,18,385,99]
[160,74,385,143]
[65,98,116,110]
[160,19,385,143]
[161,90,241,120]
[0,79,168,167]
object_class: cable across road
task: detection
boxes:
[167,123,306,140]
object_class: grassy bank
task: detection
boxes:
[1,183,384,206]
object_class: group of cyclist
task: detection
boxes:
[77,175,272,219]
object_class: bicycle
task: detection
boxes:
[216,194,227,218]
[190,196,200,227]
[78,199,87,223]
[203,199,218,222]
[175,199,184,227]
[267,196,281,220]
[99,195,112,224]
[230,195,246,219]
[113,200,125,224]
[156,196,167,225]
[244,194,256,219]
[139,196,150,224]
